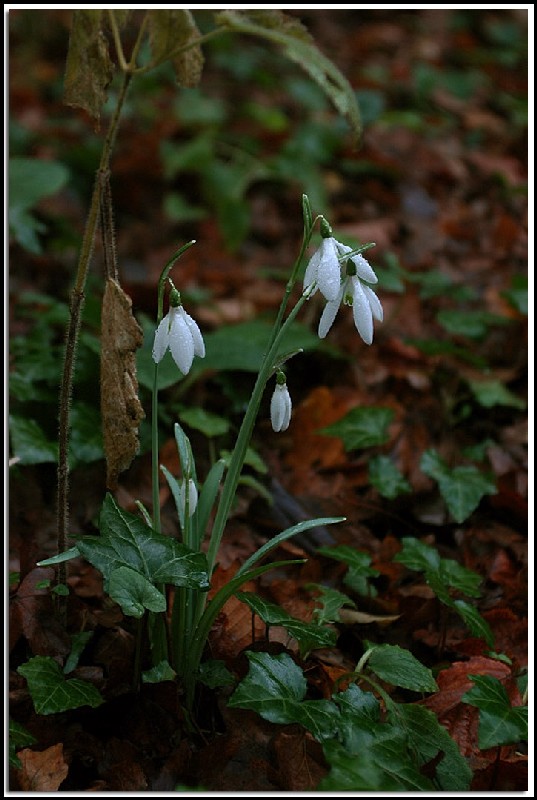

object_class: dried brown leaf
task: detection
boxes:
[148,10,204,87]
[63,10,114,128]
[17,743,69,792]
[100,278,145,489]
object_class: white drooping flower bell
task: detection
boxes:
[270,373,292,433]
[152,288,205,375]
[318,263,383,345]
[304,218,383,345]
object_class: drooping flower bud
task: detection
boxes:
[270,373,292,432]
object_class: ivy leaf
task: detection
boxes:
[332,683,381,752]
[236,592,337,657]
[17,656,103,715]
[369,455,411,499]
[436,309,509,339]
[108,566,167,618]
[63,10,114,127]
[394,538,482,600]
[9,157,70,254]
[198,660,235,689]
[9,415,58,465]
[462,674,528,749]
[421,449,497,522]
[228,651,340,741]
[393,537,441,573]
[78,493,210,592]
[179,407,230,437]
[317,545,379,596]
[9,719,37,769]
[320,733,435,792]
[64,631,94,675]
[394,705,472,791]
[308,584,356,625]
[142,661,176,684]
[453,600,494,648]
[321,407,394,450]
[467,379,526,410]
[216,10,362,144]
[366,644,438,693]
[321,688,471,791]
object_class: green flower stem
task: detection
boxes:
[151,362,161,534]
[184,559,302,709]
[184,292,309,670]
[269,213,321,349]
[206,291,308,576]
[150,241,198,667]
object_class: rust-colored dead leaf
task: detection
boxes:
[17,743,69,792]
[270,726,327,791]
[207,562,266,662]
[100,278,145,489]
[285,386,361,493]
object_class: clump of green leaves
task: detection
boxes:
[394,536,494,647]
[229,649,471,792]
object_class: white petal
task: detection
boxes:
[317,238,342,302]
[271,384,292,432]
[169,309,195,374]
[303,248,322,295]
[182,309,205,358]
[318,301,339,339]
[351,253,378,284]
[351,279,374,345]
[152,313,171,363]
[336,241,378,284]
[362,284,383,322]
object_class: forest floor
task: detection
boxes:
[8,9,529,793]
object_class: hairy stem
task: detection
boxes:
[56,72,132,586]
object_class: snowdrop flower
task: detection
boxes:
[179,477,198,518]
[270,373,292,432]
[318,259,383,345]
[152,289,205,375]
[303,219,379,302]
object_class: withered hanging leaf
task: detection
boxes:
[100,278,145,489]
[63,10,114,128]
[216,10,361,145]
[148,9,204,88]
